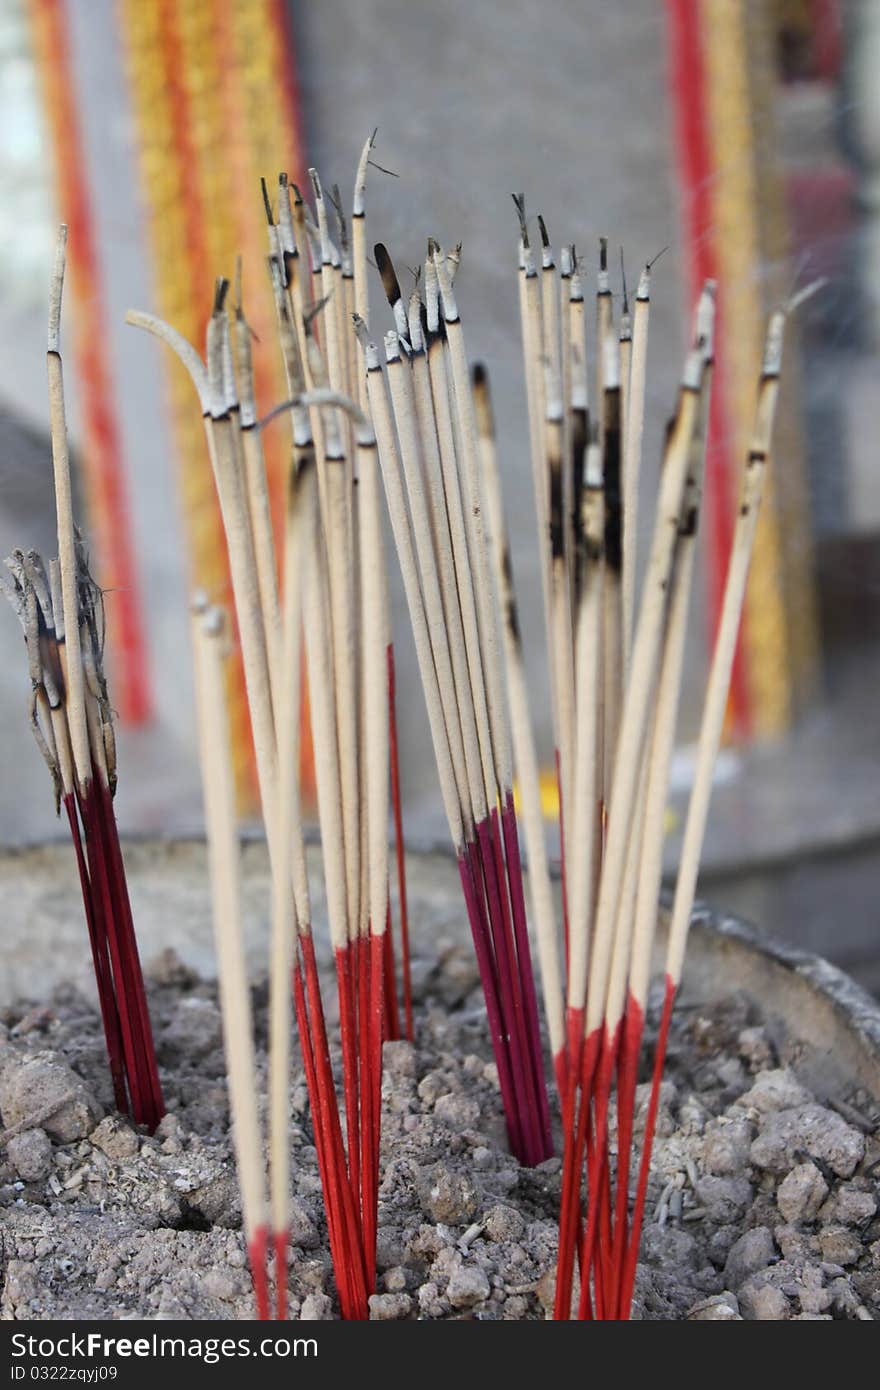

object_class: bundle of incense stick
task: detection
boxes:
[1,228,163,1132]
[128,145,413,1318]
[124,135,815,1319]
[357,238,553,1167]
[474,203,815,1319]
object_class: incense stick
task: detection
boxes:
[192,605,269,1320]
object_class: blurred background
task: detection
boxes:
[0,1,877,988]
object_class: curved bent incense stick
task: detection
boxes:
[48,228,90,793]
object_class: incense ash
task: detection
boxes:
[2,138,827,1321]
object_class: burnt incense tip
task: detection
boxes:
[329,183,349,253]
[501,550,522,648]
[549,458,565,561]
[260,177,274,226]
[620,247,629,315]
[291,182,304,207]
[471,362,494,438]
[213,278,229,315]
[373,243,401,306]
[537,214,550,250]
[599,236,608,274]
[511,193,529,248]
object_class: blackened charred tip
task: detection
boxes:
[260,178,274,226]
[213,277,230,315]
[373,242,401,306]
[511,193,529,247]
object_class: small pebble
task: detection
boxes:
[738,1279,791,1320]
[299,1292,333,1320]
[369,1292,413,1320]
[289,1196,320,1251]
[694,1175,753,1224]
[687,1292,742,1320]
[7,1128,52,1182]
[504,1295,529,1319]
[447,1264,491,1309]
[820,1183,876,1227]
[750,1104,865,1179]
[0,1053,101,1142]
[701,1116,754,1176]
[817,1226,862,1267]
[484,1204,525,1243]
[737,1068,812,1114]
[416,1164,478,1225]
[90,1116,139,1161]
[417,1281,446,1318]
[723,1227,776,1289]
[776,1162,829,1224]
[795,1264,831,1317]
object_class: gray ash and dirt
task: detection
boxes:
[1,939,879,1322]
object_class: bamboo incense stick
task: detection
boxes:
[600,330,624,808]
[559,243,575,589]
[666,308,785,989]
[351,138,412,1038]
[47,227,90,794]
[267,441,309,1318]
[475,364,565,1073]
[127,300,279,849]
[595,237,612,446]
[300,420,361,1200]
[618,256,633,672]
[605,286,715,1310]
[192,605,269,1320]
[622,263,650,657]
[353,410,389,1275]
[233,300,282,706]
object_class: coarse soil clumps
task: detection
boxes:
[1,940,878,1321]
